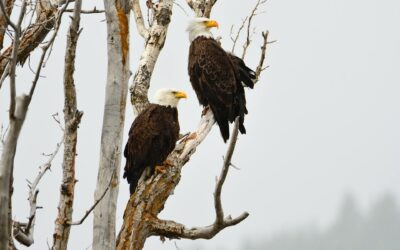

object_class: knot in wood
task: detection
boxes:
[155,7,172,26]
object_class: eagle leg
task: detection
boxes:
[163,159,174,167]
[201,106,210,116]
[155,165,167,174]
[155,159,174,174]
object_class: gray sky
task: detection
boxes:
[1,0,399,249]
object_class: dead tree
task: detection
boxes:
[0,0,271,249]
[92,0,130,249]
[116,0,271,249]
[52,0,83,249]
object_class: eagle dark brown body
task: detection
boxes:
[188,36,255,142]
[123,104,179,194]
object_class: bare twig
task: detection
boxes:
[68,171,114,226]
[65,7,104,14]
[241,0,267,60]
[28,0,72,99]
[3,0,27,119]
[0,64,10,89]
[0,124,8,145]
[230,16,248,54]
[173,1,189,17]
[255,30,274,83]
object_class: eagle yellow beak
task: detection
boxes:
[174,91,187,99]
[205,20,219,29]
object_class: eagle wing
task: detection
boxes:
[123,104,179,193]
[189,38,239,141]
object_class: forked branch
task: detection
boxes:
[13,135,64,246]
[150,118,249,240]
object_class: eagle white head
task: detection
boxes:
[154,88,187,108]
[186,17,219,42]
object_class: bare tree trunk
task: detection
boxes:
[92,0,130,249]
[0,96,30,250]
[0,1,28,248]
[51,1,82,249]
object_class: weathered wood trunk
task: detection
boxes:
[0,96,30,250]
[52,1,82,249]
[92,0,130,249]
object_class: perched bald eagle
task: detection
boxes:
[187,17,255,142]
[123,88,187,194]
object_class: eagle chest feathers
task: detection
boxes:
[189,37,237,101]
[123,104,179,194]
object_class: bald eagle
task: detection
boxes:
[187,17,255,142]
[123,88,187,194]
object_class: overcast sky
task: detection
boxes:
[1,0,399,249]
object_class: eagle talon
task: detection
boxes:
[155,165,167,174]
[163,159,174,167]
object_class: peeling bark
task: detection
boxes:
[92,0,130,249]
[0,5,57,77]
[52,1,82,249]
[130,0,174,114]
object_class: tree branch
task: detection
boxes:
[150,118,249,240]
[13,135,64,246]
[131,0,149,39]
[230,16,248,54]
[150,212,249,240]
[255,30,275,83]
[130,0,174,114]
[0,0,61,77]
[65,7,104,14]
[0,95,31,250]
[0,0,15,50]
[68,171,114,226]
[52,0,82,249]
[214,117,240,226]
[241,0,266,60]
